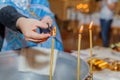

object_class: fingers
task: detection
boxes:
[31,16,53,29]
[26,38,43,43]
[20,18,53,43]
[25,31,50,40]
[41,16,53,26]
[35,20,48,29]
[25,36,49,43]
[25,38,47,43]
[45,18,52,25]
[24,32,50,43]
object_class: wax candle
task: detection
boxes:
[77,25,83,80]
[50,26,56,80]
[89,21,94,80]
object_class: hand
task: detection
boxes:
[41,16,53,26]
[16,17,51,43]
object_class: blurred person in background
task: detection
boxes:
[0,0,63,52]
[99,0,118,47]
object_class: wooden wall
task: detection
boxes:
[115,0,120,15]
[49,0,96,21]
[49,0,120,21]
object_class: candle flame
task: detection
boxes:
[52,26,56,37]
[89,21,94,30]
[79,25,84,34]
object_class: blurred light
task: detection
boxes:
[76,4,83,9]
[83,4,88,9]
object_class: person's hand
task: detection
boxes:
[16,17,51,43]
[41,16,53,26]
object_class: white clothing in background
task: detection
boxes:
[100,0,118,20]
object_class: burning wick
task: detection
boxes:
[52,26,56,37]
[79,25,84,34]
[89,21,94,30]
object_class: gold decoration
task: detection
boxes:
[87,58,120,71]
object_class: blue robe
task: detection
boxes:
[0,0,63,51]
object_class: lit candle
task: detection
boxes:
[77,25,84,80]
[50,26,56,80]
[89,21,94,80]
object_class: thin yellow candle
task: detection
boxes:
[77,25,84,80]
[50,26,56,80]
[89,21,94,80]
